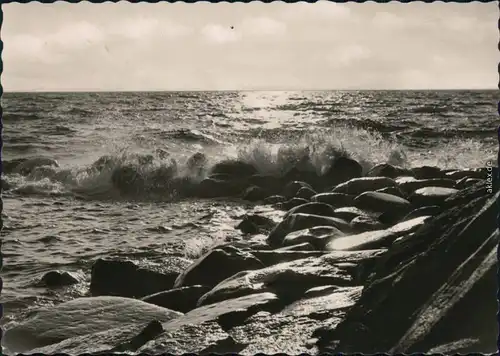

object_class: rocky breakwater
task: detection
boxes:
[3,159,498,354]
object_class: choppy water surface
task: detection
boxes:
[1,90,497,326]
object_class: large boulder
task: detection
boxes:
[90,258,189,298]
[37,270,81,288]
[173,246,265,289]
[284,202,336,219]
[398,178,456,194]
[282,226,345,249]
[411,166,445,179]
[141,285,212,313]
[282,181,313,200]
[210,160,258,179]
[311,193,354,208]
[332,177,396,196]
[3,296,182,353]
[366,163,412,179]
[409,187,459,207]
[321,156,363,188]
[318,184,498,353]
[353,191,412,224]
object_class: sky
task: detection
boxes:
[2,2,498,91]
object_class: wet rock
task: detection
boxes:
[37,270,81,288]
[332,206,372,222]
[242,185,268,202]
[366,164,412,179]
[250,250,326,267]
[280,197,309,210]
[353,192,412,218]
[296,186,317,200]
[282,181,313,199]
[197,251,376,307]
[411,165,445,179]
[263,195,286,205]
[311,193,354,208]
[173,246,264,289]
[277,242,316,251]
[350,215,385,232]
[142,285,212,313]
[398,178,456,194]
[445,169,486,180]
[282,226,345,249]
[235,214,276,235]
[456,177,483,189]
[375,186,406,198]
[409,187,459,207]
[267,213,352,247]
[210,160,258,179]
[387,216,430,236]
[401,205,443,221]
[248,174,282,195]
[284,202,336,219]
[332,177,396,196]
[3,296,182,353]
[326,229,397,251]
[318,186,498,353]
[321,156,363,188]
[90,258,185,298]
[139,320,245,354]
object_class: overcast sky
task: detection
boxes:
[2,2,497,91]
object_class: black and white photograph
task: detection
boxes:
[1,1,498,353]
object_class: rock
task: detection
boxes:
[139,320,245,354]
[267,213,352,247]
[456,177,483,189]
[173,246,265,289]
[248,174,282,195]
[321,156,363,188]
[141,285,212,313]
[387,216,431,236]
[235,214,276,235]
[366,164,411,178]
[400,206,443,221]
[318,186,498,353]
[210,160,258,179]
[409,187,459,207]
[296,186,317,200]
[28,320,165,354]
[277,242,316,251]
[311,193,354,208]
[326,229,398,251]
[3,296,182,353]
[37,270,81,288]
[282,226,345,249]
[282,167,321,189]
[332,177,396,196]
[445,169,486,180]
[332,207,372,222]
[353,192,412,217]
[197,251,378,307]
[242,186,268,202]
[196,178,248,198]
[375,186,406,198]
[90,258,185,298]
[280,198,310,210]
[411,165,445,179]
[284,202,336,219]
[398,178,456,194]
[282,181,313,199]
[250,250,326,267]
[263,195,286,205]
[350,215,385,232]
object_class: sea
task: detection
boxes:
[1,90,497,336]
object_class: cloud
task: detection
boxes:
[372,12,406,29]
[109,17,191,40]
[50,21,105,49]
[282,2,351,21]
[327,44,372,68]
[241,17,287,37]
[201,24,240,44]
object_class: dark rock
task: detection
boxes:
[280,197,309,210]
[90,258,185,298]
[445,169,486,180]
[242,185,268,202]
[37,270,81,288]
[277,242,316,251]
[332,206,372,222]
[235,214,276,235]
[248,174,282,195]
[263,195,286,205]
[350,215,385,232]
[318,186,498,353]
[409,187,459,207]
[311,193,354,208]
[282,168,321,189]
[401,205,443,221]
[282,225,345,249]
[142,285,211,313]
[366,163,412,179]
[398,178,456,194]
[266,213,352,247]
[173,246,264,289]
[326,229,398,251]
[411,165,445,179]
[332,177,396,196]
[250,250,326,267]
[284,202,336,219]
[210,160,258,179]
[282,181,313,199]
[296,186,317,200]
[321,156,363,188]
[456,177,483,190]
[353,191,412,224]
[3,296,182,353]
[375,186,406,198]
